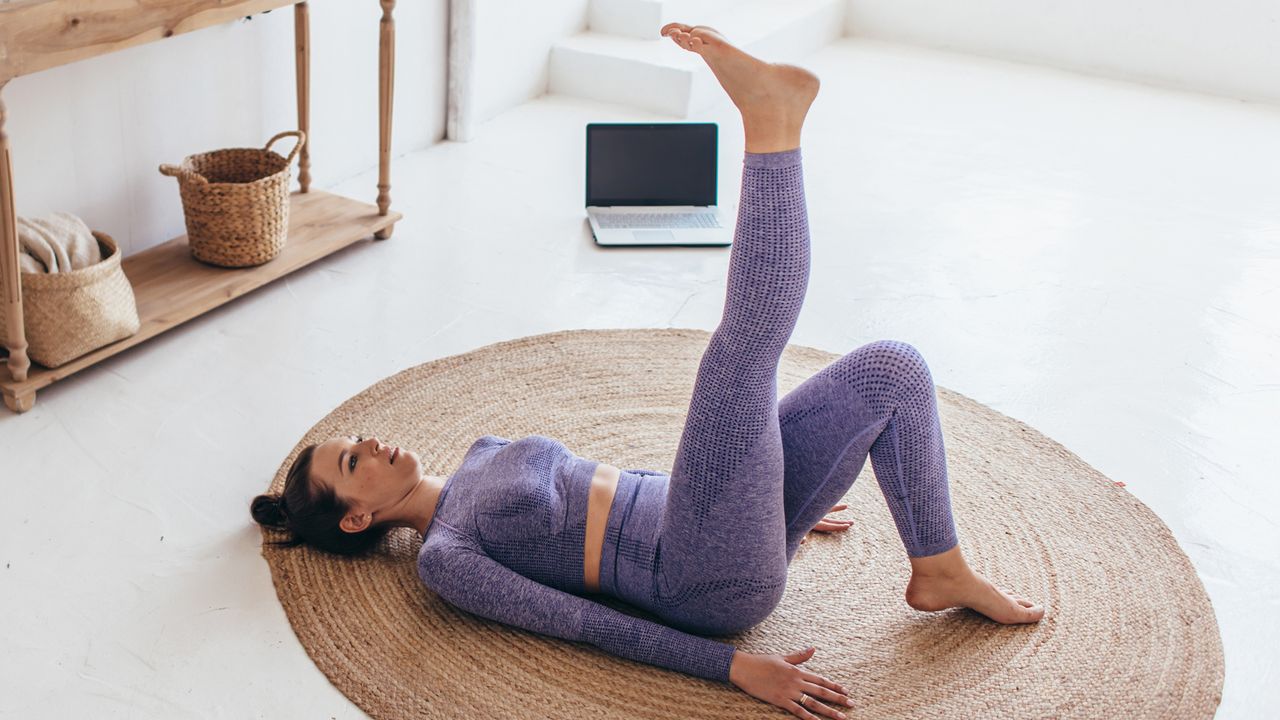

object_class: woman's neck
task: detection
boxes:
[384,473,448,536]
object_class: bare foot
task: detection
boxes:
[905,568,1046,624]
[660,22,819,151]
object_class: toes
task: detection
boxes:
[660,22,693,37]
[667,30,695,51]
[1000,588,1035,607]
[1001,603,1043,624]
[1019,600,1044,616]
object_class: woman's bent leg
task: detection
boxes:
[774,342,1046,624]
[777,341,958,563]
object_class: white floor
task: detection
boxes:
[2,38,1276,718]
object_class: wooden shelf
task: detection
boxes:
[0,0,300,85]
[1,0,400,412]
[0,190,400,399]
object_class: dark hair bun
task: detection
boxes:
[251,493,288,527]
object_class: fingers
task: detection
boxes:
[774,649,854,720]
[812,504,853,533]
[801,516,854,545]
[784,646,816,664]
[787,691,848,720]
[802,680,854,708]
[801,670,849,697]
[812,517,854,533]
[784,698,836,720]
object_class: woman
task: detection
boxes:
[252,24,1044,720]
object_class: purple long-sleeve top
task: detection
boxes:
[417,434,738,682]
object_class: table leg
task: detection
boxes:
[374,0,396,240]
[0,85,32,387]
[3,387,35,413]
[295,1,311,193]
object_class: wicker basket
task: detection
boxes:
[159,130,305,268]
[0,232,141,368]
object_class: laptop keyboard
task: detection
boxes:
[596,212,722,229]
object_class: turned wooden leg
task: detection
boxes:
[294,1,311,193]
[374,0,396,240]
[0,85,32,385]
[3,387,35,414]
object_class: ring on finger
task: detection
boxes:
[799,693,809,707]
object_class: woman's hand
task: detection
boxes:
[800,503,853,545]
[729,647,853,719]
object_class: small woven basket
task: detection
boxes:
[0,232,141,368]
[159,130,305,268]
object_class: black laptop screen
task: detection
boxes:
[586,123,717,207]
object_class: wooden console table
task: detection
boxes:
[0,0,400,413]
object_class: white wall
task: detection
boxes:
[470,0,590,127]
[845,0,1280,105]
[3,2,449,258]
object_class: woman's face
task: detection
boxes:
[312,435,422,531]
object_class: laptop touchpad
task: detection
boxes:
[633,230,676,243]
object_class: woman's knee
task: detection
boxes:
[867,339,932,383]
[837,340,936,407]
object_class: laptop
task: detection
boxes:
[586,123,732,247]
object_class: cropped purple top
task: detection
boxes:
[416,434,737,682]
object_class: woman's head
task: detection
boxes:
[250,435,423,555]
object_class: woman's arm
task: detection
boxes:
[420,539,855,716]
[418,539,736,682]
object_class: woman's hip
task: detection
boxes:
[600,470,789,634]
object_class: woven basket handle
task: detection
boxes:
[264,130,307,165]
[158,163,209,186]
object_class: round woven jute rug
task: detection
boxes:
[259,328,1224,719]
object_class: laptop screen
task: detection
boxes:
[586,123,717,207]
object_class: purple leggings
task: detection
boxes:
[598,148,959,635]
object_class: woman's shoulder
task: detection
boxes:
[477,434,584,467]
[467,433,570,454]
[452,434,523,472]
[417,525,474,585]
[469,434,512,450]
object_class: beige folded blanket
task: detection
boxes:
[17,212,102,274]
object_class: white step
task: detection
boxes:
[552,0,845,117]
[589,0,740,40]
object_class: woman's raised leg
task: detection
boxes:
[648,25,819,635]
